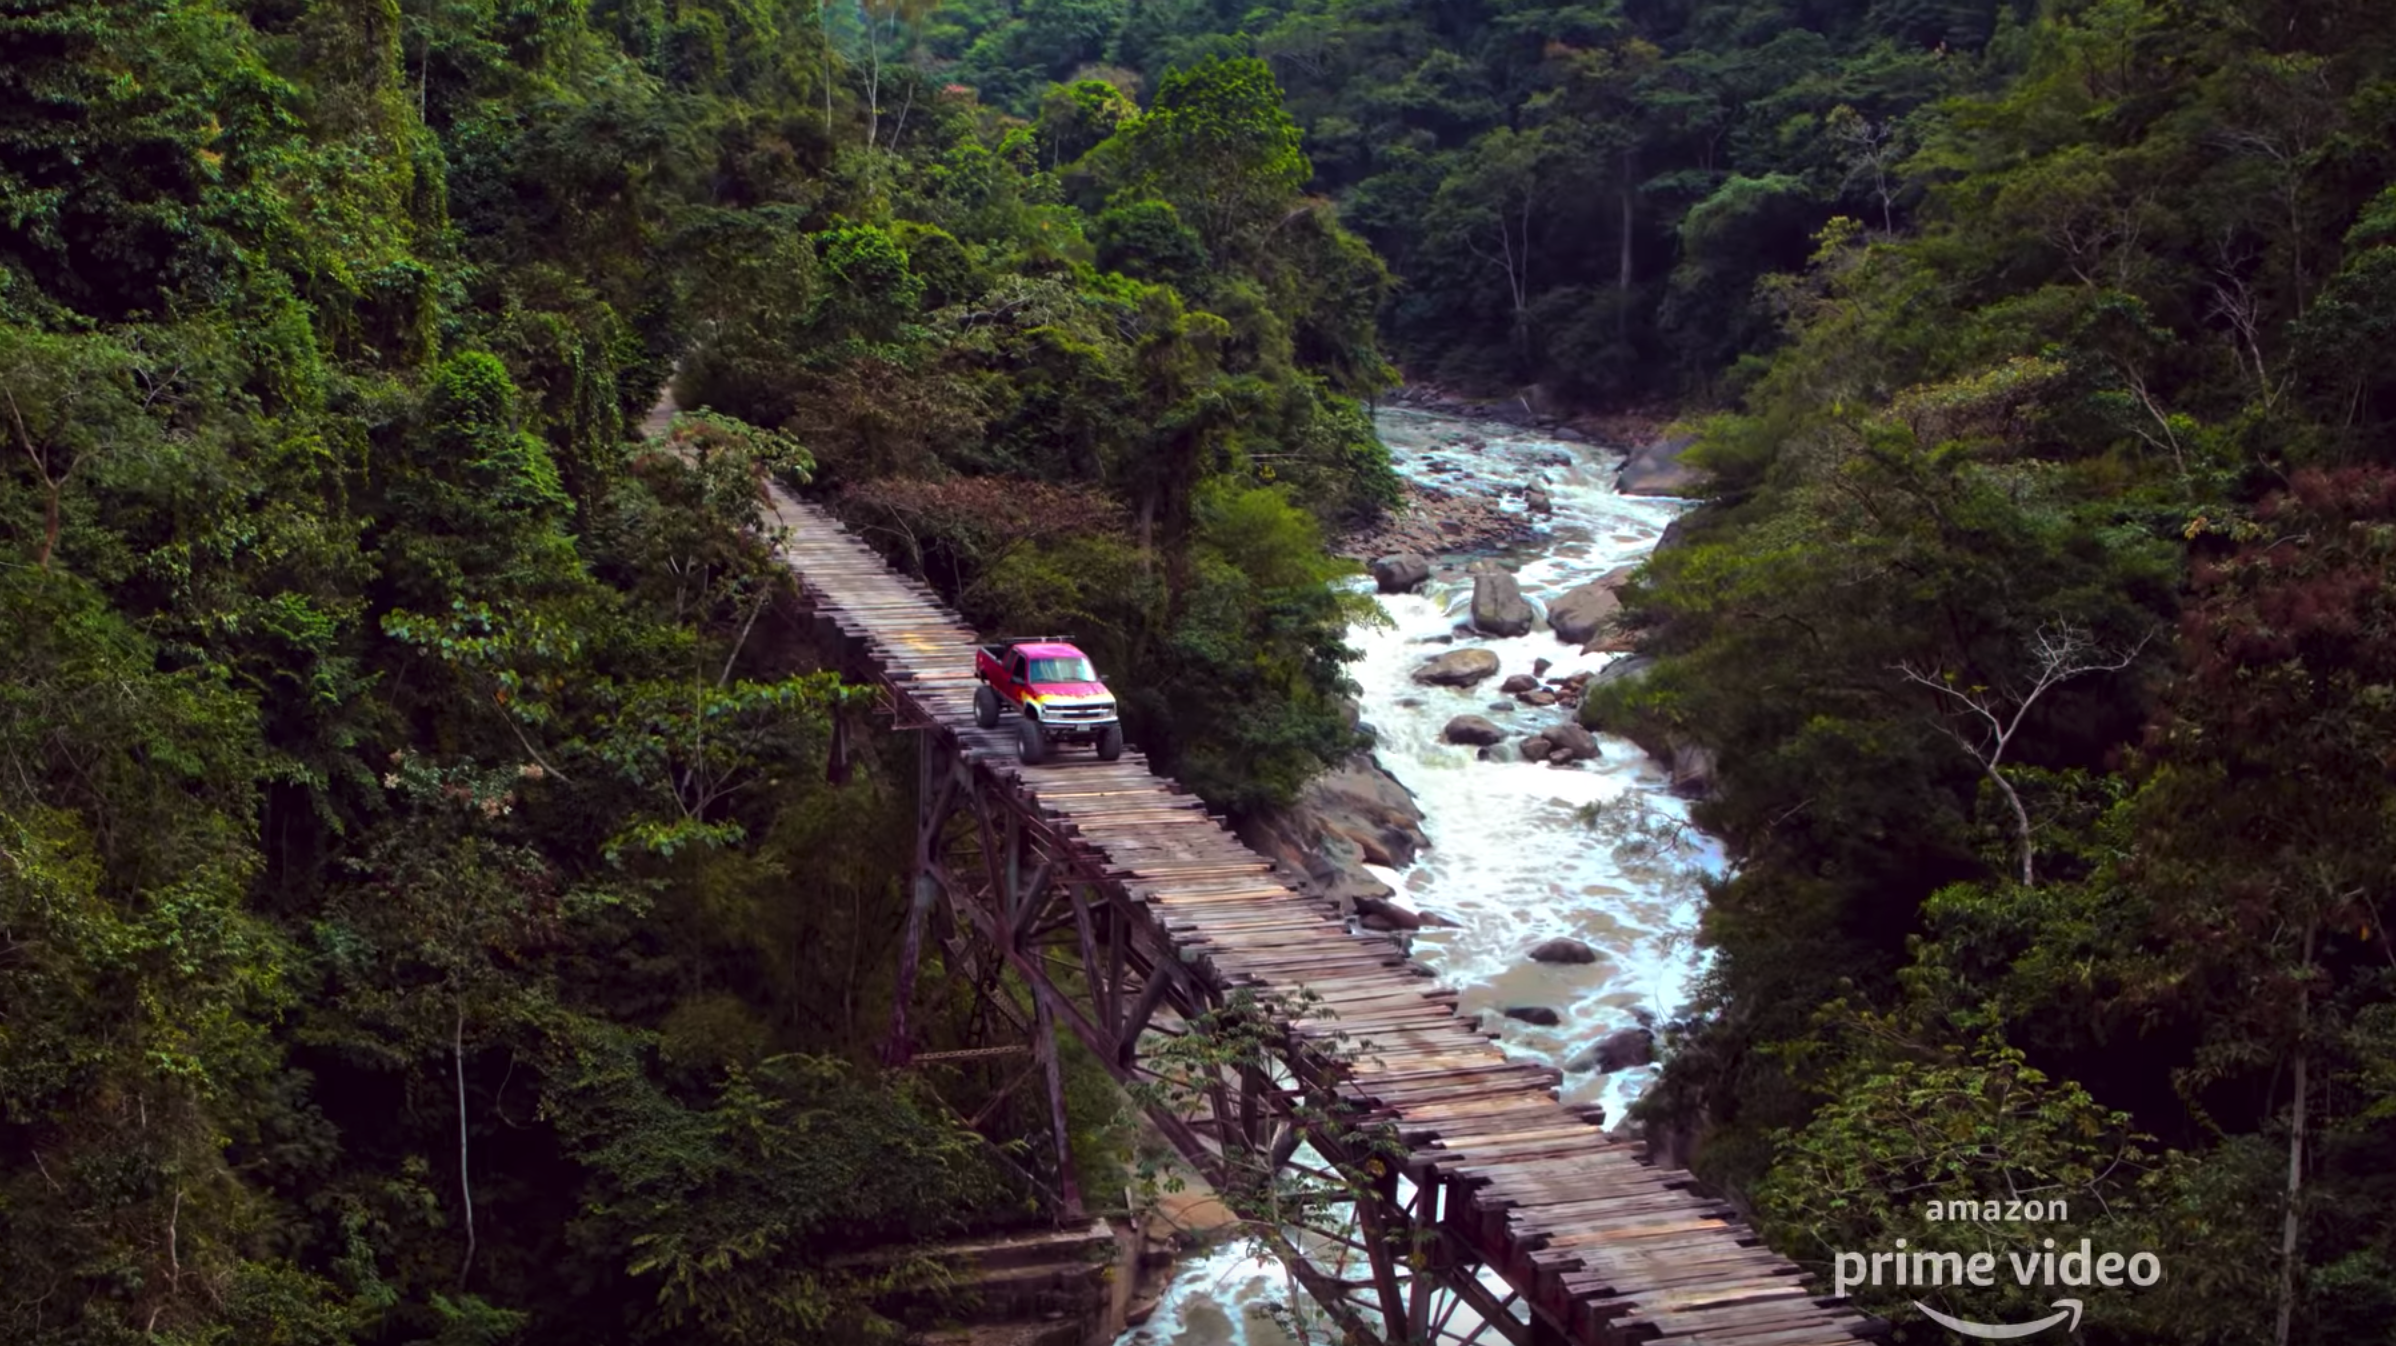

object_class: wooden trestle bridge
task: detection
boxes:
[763,481,1883,1346]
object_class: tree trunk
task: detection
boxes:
[863,6,889,149]
[1159,434,1196,626]
[884,875,934,1062]
[1034,985,1084,1219]
[1987,762,2036,887]
[1617,147,1637,340]
[454,1001,476,1287]
[2277,920,2314,1346]
[886,72,915,151]
[1618,152,1636,295]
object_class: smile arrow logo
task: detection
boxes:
[1913,1299,2084,1338]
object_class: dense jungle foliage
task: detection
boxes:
[0,0,1392,1338]
[12,0,2396,1338]
[933,0,2073,403]
[1549,3,2396,1342]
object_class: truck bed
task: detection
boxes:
[979,635,1069,658]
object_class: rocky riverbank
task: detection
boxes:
[1335,460,1543,561]
[1236,746,1439,932]
[1376,384,1703,501]
[1379,383,1671,443]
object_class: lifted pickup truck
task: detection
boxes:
[973,637,1124,764]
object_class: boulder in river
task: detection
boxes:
[1414,648,1501,687]
[1503,1006,1562,1027]
[1443,715,1504,746]
[1567,1025,1656,1074]
[1546,721,1599,762]
[1355,895,1452,931]
[1670,743,1717,797]
[1468,562,1536,637]
[1617,434,1705,497]
[1527,937,1601,965]
[1548,576,1626,646]
[1653,512,1697,556]
[1524,485,1554,515]
[1520,688,1558,707]
[1519,735,1552,761]
[1533,657,1553,677]
[1593,655,1654,688]
[1499,674,1540,694]
[1370,552,1431,594]
[1235,751,1430,913]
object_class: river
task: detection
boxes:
[1115,409,1724,1346]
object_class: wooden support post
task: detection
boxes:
[1033,982,1085,1221]
[1011,860,1058,946]
[1104,900,1125,1030]
[1069,884,1104,1015]
[1356,1184,1412,1339]
[1448,1278,1533,1346]
[1409,1180,1439,1342]
[1117,962,1174,1069]
[1005,805,1021,913]
[970,782,1013,939]
[1268,1119,1303,1174]
[1240,1069,1263,1153]
[884,741,955,1066]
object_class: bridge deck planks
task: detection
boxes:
[763,487,1874,1346]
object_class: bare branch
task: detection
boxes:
[717,583,772,688]
[495,704,573,785]
[5,388,63,570]
[2111,360,2187,478]
[1895,623,2154,885]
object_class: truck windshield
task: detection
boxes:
[1027,657,1095,683]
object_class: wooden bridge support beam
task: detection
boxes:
[1031,981,1085,1219]
[1407,1180,1439,1342]
[1356,1165,1412,1336]
[884,736,968,1066]
[887,736,1632,1346]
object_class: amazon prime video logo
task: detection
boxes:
[1833,1237,2163,1338]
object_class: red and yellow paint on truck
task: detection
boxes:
[972,638,1125,764]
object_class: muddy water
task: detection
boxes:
[1117,409,1722,1346]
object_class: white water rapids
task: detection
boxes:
[1116,408,1724,1346]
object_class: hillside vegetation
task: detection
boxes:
[1565,5,2396,1342]
[10,0,2396,1340]
[0,0,1394,1340]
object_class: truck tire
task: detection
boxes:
[1017,715,1047,765]
[974,684,1001,729]
[1097,724,1124,761]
